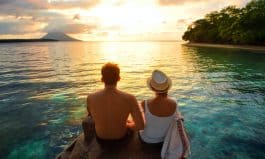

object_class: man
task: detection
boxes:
[87,63,144,140]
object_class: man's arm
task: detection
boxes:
[129,96,144,130]
[86,94,91,116]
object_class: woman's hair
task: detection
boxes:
[101,62,120,85]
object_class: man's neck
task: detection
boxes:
[104,84,117,90]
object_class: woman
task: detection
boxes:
[139,69,179,144]
[139,70,189,158]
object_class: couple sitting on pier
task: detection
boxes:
[86,63,189,159]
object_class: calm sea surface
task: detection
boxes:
[0,42,264,159]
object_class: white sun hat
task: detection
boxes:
[147,70,172,93]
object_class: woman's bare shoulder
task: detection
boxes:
[167,97,177,105]
[166,97,178,113]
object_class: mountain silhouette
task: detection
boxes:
[42,32,79,41]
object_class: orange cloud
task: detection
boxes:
[159,0,204,6]
[159,0,250,7]
[43,22,97,34]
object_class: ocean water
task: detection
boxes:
[0,42,264,159]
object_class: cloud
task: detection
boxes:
[43,21,98,34]
[0,0,10,5]
[177,19,187,24]
[159,0,250,7]
[112,0,125,6]
[176,18,194,25]
[46,0,100,9]
[229,0,250,7]
[159,0,204,6]
[0,0,101,35]
[104,25,121,31]
[96,32,109,36]
[73,14,80,20]
[0,0,100,11]
[0,0,100,19]
[0,19,44,34]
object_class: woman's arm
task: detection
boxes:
[177,118,189,159]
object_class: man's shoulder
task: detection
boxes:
[117,90,136,100]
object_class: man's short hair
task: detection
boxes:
[101,63,120,85]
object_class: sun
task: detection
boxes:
[79,4,164,35]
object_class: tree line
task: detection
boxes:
[182,0,265,45]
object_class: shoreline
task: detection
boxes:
[0,39,59,43]
[183,42,265,52]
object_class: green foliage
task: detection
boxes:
[182,0,265,45]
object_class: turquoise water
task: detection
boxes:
[0,42,264,159]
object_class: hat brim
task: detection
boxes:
[147,77,172,93]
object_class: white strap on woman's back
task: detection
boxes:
[145,100,148,113]
[145,98,179,116]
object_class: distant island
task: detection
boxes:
[182,0,265,46]
[0,32,80,43]
[42,32,80,41]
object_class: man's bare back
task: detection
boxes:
[87,63,144,140]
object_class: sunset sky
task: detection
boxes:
[0,0,250,41]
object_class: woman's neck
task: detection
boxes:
[155,93,168,98]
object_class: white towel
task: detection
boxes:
[161,114,191,159]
